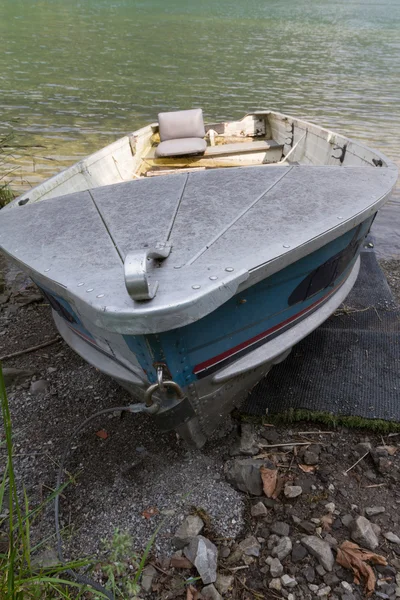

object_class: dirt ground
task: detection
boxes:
[1,250,400,600]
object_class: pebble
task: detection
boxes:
[284,484,303,498]
[317,585,332,597]
[269,578,282,592]
[270,557,284,577]
[215,573,233,595]
[365,506,386,517]
[271,536,292,561]
[271,521,290,537]
[173,515,204,548]
[325,502,336,514]
[184,535,218,584]
[281,574,297,588]
[29,379,49,395]
[251,502,268,517]
[383,531,400,544]
[341,581,353,593]
[341,514,353,527]
[238,423,259,455]
[239,535,261,557]
[301,536,335,571]
[350,515,380,550]
[304,565,316,583]
[291,543,308,562]
[141,564,157,593]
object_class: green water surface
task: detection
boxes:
[1,0,399,191]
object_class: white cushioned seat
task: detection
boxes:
[155,137,207,158]
[155,108,206,158]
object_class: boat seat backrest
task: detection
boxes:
[158,109,206,142]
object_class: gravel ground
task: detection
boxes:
[1,250,400,600]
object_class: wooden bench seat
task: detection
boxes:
[145,139,282,160]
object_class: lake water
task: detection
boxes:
[1,0,399,193]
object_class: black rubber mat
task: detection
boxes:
[242,252,400,420]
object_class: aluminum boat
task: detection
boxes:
[0,110,397,446]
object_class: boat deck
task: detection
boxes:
[0,163,396,334]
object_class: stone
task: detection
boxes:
[341,514,353,528]
[239,536,261,557]
[284,484,303,498]
[354,442,372,456]
[225,458,275,496]
[270,557,284,577]
[239,423,259,455]
[316,564,326,576]
[365,506,386,517]
[271,521,290,537]
[173,515,204,548]
[304,566,316,583]
[202,584,223,600]
[219,546,230,559]
[299,521,315,535]
[30,379,49,395]
[383,531,400,544]
[350,516,380,550]
[269,578,282,592]
[317,586,331,597]
[325,502,336,514]
[281,574,297,588]
[184,536,218,584]
[141,564,157,593]
[341,581,353,593]
[260,429,280,443]
[215,573,233,595]
[301,536,335,571]
[272,536,292,561]
[251,502,268,517]
[291,543,308,562]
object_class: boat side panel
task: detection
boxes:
[126,218,373,387]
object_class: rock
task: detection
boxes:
[225,458,274,496]
[173,515,204,548]
[184,536,218,584]
[316,564,326,576]
[271,521,290,537]
[317,586,331,597]
[383,531,400,544]
[239,536,261,557]
[141,564,157,593]
[260,429,280,443]
[341,581,353,593]
[269,578,282,592]
[272,536,292,561]
[3,367,35,387]
[323,533,338,547]
[239,423,259,455]
[284,484,302,498]
[325,502,336,514]
[301,536,335,571]
[304,566,316,583]
[251,502,268,517]
[281,574,297,588]
[215,573,233,595]
[202,584,223,600]
[270,557,284,577]
[30,379,49,395]
[291,543,308,562]
[219,546,231,559]
[365,506,385,517]
[350,516,380,550]
[298,520,315,535]
[341,514,353,528]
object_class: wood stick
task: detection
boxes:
[258,442,311,449]
[0,337,61,361]
[343,450,369,474]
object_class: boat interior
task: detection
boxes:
[12,109,392,206]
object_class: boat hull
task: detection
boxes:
[44,219,366,446]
